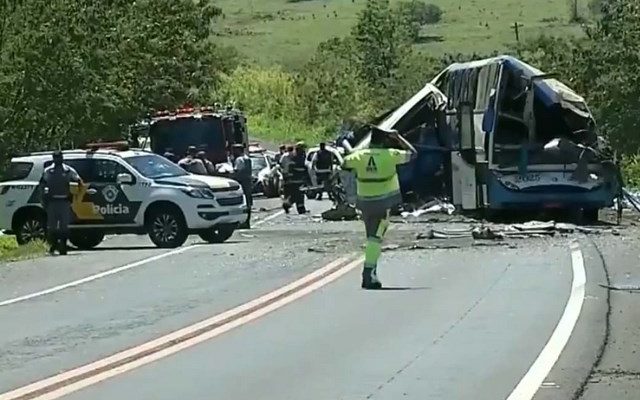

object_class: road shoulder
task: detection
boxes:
[531,238,609,400]
[578,233,640,400]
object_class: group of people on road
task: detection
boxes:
[273,140,341,214]
[278,141,309,214]
[40,126,415,291]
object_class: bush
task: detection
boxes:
[622,155,640,189]
[0,236,47,262]
[398,1,443,25]
[247,114,330,146]
[589,0,606,16]
[218,65,300,119]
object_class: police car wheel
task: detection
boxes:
[16,214,46,245]
[148,210,188,248]
[198,225,235,244]
[69,231,105,250]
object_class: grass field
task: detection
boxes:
[212,0,591,68]
[0,235,47,263]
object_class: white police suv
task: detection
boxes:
[0,148,248,248]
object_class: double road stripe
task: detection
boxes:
[1,254,364,400]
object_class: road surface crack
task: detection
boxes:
[365,264,510,399]
[572,238,612,400]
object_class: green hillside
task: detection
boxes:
[213,0,589,68]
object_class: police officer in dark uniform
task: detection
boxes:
[232,144,253,229]
[274,145,286,164]
[41,151,83,255]
[281,141,309,214]
[312,142,334,200]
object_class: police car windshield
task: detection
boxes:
[124,154,188,179]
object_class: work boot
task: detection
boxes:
[48,234,57,255]
[361,268,382,290]
[297,206,307,214]
[58,238,68,256]
[282,203,291,214]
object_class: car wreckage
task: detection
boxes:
[352,55,621,221]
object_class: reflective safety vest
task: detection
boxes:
[343,148,411,199]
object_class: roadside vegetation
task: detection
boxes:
[0,236,47,263]
[1,0,639,185]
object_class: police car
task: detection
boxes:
[0,146,248,249]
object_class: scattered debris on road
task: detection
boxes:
[400,199,455,218]
[416,220,621,241]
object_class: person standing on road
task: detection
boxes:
[275,145,286,164]
[281,142,308,214]
[232,144,253,229]
[311,142,334,200]
[342,126,417,289]
[196,151,216,175]
[40,151,83,255]
[178,146,207,175]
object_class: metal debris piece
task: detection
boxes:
[401,200,456,218]
[472,241,510,247]
[555,223,576,233]
[576,226,601,234]
[599,283,640,292]
[512,221,556,231]
[471,227,503,240]
[307,247,329,253]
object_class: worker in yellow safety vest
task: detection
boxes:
[342,126,417,289]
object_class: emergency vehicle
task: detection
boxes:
[137,105,249,166]
[0,142,248,249]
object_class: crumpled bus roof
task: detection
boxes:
[435,55,591,119]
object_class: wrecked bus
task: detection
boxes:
[356,56,620,221]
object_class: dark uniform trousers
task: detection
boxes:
[283,164,307,214]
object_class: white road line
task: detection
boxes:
[506,240,587,400]
[254,210,284,225]
[0,210,286,307]
[0,245,201,307]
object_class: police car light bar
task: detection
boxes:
[84,141,130,151]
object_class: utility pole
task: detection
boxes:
[511,22,522,42]
[570,0,579,21]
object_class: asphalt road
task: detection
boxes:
[0,196,626,400]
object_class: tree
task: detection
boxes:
[0,0,234,166]
[297,38,377,123]
[398,1,443,25]
[518,0,640,154]
[351,0,414,89]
